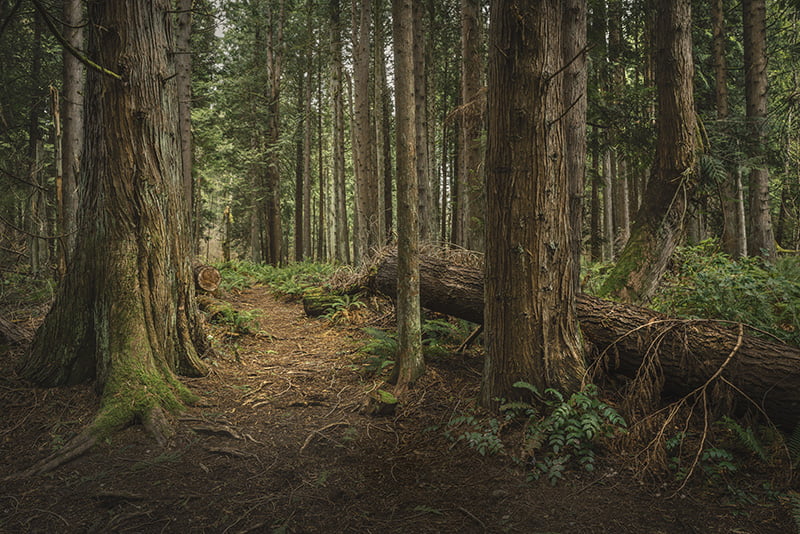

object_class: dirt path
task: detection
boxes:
[0,287,793,533]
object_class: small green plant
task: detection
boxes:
[208,303,262,334]
[321,293,366,323]
[445,383,626,484]
[352,327,396,375]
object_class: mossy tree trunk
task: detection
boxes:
[599,0,697,303]
[19,0,209,446]
[482,0,586,407]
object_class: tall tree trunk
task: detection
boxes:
[265,0,285,266]
[294,71,305,261]
[21,0,208,445]
[330,0,350,263]
[602,150,614,261]
[562,0,588,289]
[712,0,745,259]
[352,0,380,261]
[461,0,484,251]
[376,0,394,243]
[175,0,195,252]
[743,0,775,258]
[412,0,433,242]
[483,0,586,406]
[600,0,697,303]
[61,0,83,268]
[392,0,423,388]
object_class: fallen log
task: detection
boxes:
[366,250,800,430]
[194,264,221,293]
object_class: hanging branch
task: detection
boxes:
[30,0,122,81]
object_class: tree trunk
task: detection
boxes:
[743,0,776,258]
[175,0,195,251]
[20,0,209,446]
[460,0,484,251]
[61,0,83,267]
[352,0,380,261]
[367,250,800,430]
[483,0,585,406]
[599,0,697,303]
[392,0,423,387]
[413,0,433,242]
[562,0,588,290]
[330,0,350,263]
[265,0,285,266]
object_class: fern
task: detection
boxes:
[718,416,769,462]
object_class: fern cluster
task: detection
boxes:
[445,383,627,485]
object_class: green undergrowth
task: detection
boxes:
[351,317,475,376]
[651,240,800,346]
[443,383,627,485]
[215,259,339,298]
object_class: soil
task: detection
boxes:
[0,285,795,533]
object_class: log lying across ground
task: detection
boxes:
[194,264,221,293]
[366,250,800,430]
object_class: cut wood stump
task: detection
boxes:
[365,249,800,430]
[193,264,221,293]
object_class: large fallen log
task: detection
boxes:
[366,250,800,430]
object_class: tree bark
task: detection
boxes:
[392,0,423,387]
[743,0,776,258]
[330,0,350,263]
[460,0,484,251]
[366,250,800,430]
[61,0,84,267]
[483,0,585,405]
[20,0,208,443]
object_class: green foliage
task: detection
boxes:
[208,301,262,335]
[215,260,338,299]
[445,383,626,485]
[320,293,366,323]
[652,240,800,345]
[352,327,396,376]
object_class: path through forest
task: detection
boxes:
[0,286,793,533]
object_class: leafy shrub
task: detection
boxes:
[215,260,339,298]
[652,240,800,345]
[445,383,626,485]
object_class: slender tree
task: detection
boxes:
[61,0,83,266]
[743,0,776,258]
[392,0,423,388]
[482,0,586,406]
[20,0,209,466]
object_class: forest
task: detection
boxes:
[1,0,800,532]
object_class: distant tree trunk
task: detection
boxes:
[600,0,697,303]
[712,0,745,258]
[330,0,350,263]
[61,0,83,267]
[590,129,603,262]
[602,150,614,261]
[294,71,305,261]
[26,12,46,276]
[413,0,433,241]
[352,0,380,262]
[392,0,423,388]
[264,0,285,266]
[461,0,484,251]
[562,0,588,288]
[743,0,775,258]
[376,0,394,242]
[483,0,586,406]
[20,0,209,445]
[175,0,195,251]
[317,53,327,260]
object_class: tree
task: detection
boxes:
[330,0,350,263]
[460,0,484,251]
[392,0,423,388]
[599,0,697,303]
[743,0,776,258]
[19,0,209,468]
[482,0,586,406]
[60,0,84,267]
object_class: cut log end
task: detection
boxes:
[194,264,221,292]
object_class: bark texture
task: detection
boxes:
[20,0,208,436]
[367,250,800,430]
[483,0,585,404]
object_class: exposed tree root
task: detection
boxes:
[6,428,98,480]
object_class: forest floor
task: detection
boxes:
[0,284,797,533]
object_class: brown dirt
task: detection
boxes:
[0,286,795,533]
